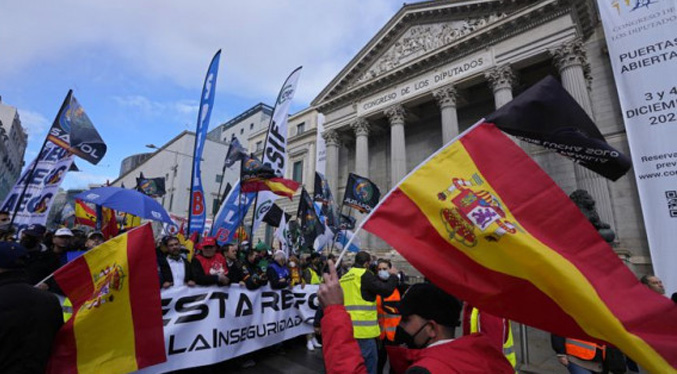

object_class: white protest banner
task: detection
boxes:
[597,0,677,295]
[1,141,74,233]
[137,284,318,373]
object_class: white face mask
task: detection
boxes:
[289,261,296,268]
[378,270,390,280]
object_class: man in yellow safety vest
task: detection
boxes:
[340,251,399,374]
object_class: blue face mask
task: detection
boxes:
[378,270,390,280]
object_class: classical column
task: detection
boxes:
[351,118,370,177]
[322,129,341,197]
[432,85,459,144]
[551,39,615,230]
[551,39,593,114]
[485,65,516,109]
[385,104,407,185]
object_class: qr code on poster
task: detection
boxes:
[666,190,677,217]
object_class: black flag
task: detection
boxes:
[343,173,381,214]
[314,172,338,229]
[136,172,166,197]
[263,203,291,227]
[224,135,248,168]
[297,188,324,249]
[47,91,107,165]
[486,75,631,181]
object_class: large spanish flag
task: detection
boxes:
[47,223,166,374]
[364,123,677,373]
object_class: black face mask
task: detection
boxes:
[394,322,431,349]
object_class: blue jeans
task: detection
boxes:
[357,338,378,374]
[567,362,596,374]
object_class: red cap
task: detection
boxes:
[200,237,217,248]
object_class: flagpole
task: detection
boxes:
[237,160,245,248]
[328,203,345,255]
[9,90,72,228]
[213,162,228,223]
[335,119,486,268]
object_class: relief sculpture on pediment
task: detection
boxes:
[351,13,506,87]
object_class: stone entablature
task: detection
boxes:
[351,13,506,87]
[313,0,597,113]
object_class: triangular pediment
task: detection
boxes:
[350,14,507,87]
[312,0,597,110]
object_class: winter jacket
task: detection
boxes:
[159,254,193,286]
[0,271,63,374]
[191,253,228,286]
[267,262,290,290]
[320,304,514,374]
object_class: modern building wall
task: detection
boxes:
[111,131,230,219]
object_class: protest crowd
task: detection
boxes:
[1,202,675,374]
[1,2,677,373]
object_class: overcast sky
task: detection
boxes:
[0,0,410,189]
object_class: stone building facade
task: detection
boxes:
[311,0,650,273]
[0,98,28,202]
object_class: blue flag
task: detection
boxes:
[188,50,221,235]
[211,180,255,246]
[336,230,361,253]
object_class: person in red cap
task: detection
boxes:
[318,260,514,374]
[190,237,229,286]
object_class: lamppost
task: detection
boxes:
[145,144,203,215]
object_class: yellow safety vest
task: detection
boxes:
[340,267,380,339]
[470,308,517,369]
[62,297,73,322]
[309,268,322,285]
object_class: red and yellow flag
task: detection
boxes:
[241,177,300,199]
[364,123,677,373]
[176,232,196,262]
[47,223,166,374]
[100,206,119,240]
[74,199,96,227]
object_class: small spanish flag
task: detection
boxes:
[242,177,300,199]
[74,199,96,227]
[364,123,677,372]
[47,223,166,374]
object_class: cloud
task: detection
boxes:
[113,95,198,118]
[62,171,115,190]
[18,110,50,141]
[0,0,403,105]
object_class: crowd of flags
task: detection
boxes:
[2,49,675,374]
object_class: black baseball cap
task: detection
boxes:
[0,241,27,269]
[23,224,46,237]
[399,283,463,327]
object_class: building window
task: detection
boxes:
[216,174,223,183]
[213,198,220,216]
[296,122,305,135]
[240,128,244,135]
[256,141,263,151]
[250,123,254,130]
[292,160,303,183]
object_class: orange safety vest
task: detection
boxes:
[565,338,606,361]
[376,288,401,341]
